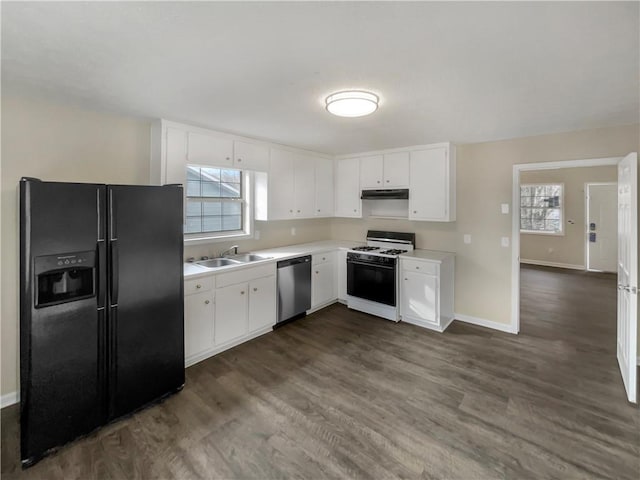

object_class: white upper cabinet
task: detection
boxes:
[383,152,410,187]
[187,132,234,167]
[360,155,384,188]
[314,157,334,217]
[334,157,361,218]
[409,144,456,222]
[268,147,296,219]
[360,152,409,188]
[294,154,316,218]
[234,141,269,171]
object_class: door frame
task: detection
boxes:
[585,182,618,272]
[511,156,621,333]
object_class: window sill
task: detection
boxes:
[184,231,253,245]
[520,230,565,237]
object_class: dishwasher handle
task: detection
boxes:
[277,255,311,269]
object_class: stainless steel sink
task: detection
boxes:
[227,253,272,263]
[196,258,242,268]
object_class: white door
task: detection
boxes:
[312,261,336,308]
[401,271,438,323]
[268,148,295,219]
[215,283,249,345]
[187,132,233,167]
[184,291,214,359]
[314,157,334,217]
[360,155,384,188]
[617,152,637,403]
[587,183,618,272]
[233,141,269,171]
[294,155,316,217]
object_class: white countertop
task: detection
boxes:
[184,240,363,279]
[400,249,455,263]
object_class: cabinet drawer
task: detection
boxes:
[402,259,438,275]
[312,251,336,266]
[185,276,215,296]
[216,263,276,288]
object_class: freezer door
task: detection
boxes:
[19,179,107,466]
[107,185,184,419]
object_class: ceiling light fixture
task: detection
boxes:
[325,90,379,117]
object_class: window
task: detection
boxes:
[184,166,249,238]
[520,183,563,235]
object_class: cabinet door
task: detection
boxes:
[335,158,361,217]
[269,148,296,219]
[402,272,438,323]
[409,147,448,221]
[312,261,337,308]
[383,152,410,187]
[187,132,233,167]
[248,275,277,332]
[294,155,316,217]
[184,291,214,360]
[215,283,249,345]
[234,141,269,171]
[314,157,334,217]
[360,155,384,188]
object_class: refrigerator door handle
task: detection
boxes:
[97,241,106,308]
[109,189,117,241]
[110,240,119,306]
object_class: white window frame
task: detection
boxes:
[520,182,565,236]
[184,168,254,244]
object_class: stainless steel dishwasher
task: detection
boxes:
[276,255,312,327]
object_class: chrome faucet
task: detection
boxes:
[220,245,239,257]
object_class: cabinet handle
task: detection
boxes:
[225,157,230,161]
[316,271,319,274]
[322,257,326,261]
[205,300,210,304]
[413,210,417,214]
[237,157,242,162]
[317,209,321,212]
[416,266,420,270]
[377,180,380,184]
[240,291,245,295]
[297,210,301,213]
[386,180,390,183]
[353,209,357,212]
[196,284,202,289]
[253,287,258,292]
[404,278,408,281]
[290,209,293,213]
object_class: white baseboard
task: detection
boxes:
[520,259,584,271]
[1,391,19,409]
[454,313,517,334]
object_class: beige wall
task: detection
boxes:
[520,166,618,268]
[331,124,640,326]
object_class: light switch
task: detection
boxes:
[501,203,509,214]
[501,237,510,247]
[254,230,261,240]
[464,234,471,244]
[291,227,297,236]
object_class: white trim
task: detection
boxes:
[520,259,585,271]
[454,313,517,334]
[1,391,19,408]
[512,156,623,334]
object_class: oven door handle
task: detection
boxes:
[347,260,396,270]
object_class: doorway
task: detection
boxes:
[511,155,638,403]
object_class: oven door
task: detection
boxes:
[347,257,396,306]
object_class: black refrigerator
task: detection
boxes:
[19,178,185,467]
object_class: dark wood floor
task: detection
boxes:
[2,265,638,479]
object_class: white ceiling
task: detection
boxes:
[2,2,638,155]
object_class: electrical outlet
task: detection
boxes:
[501,203,509,214]
[254,230,261,240]
[291,227,296,236]
[464,234,471,244]
[501,237,510,247]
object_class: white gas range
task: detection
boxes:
[345,230,415,322]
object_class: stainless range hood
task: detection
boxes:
[361,189,409,200]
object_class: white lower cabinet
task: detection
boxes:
[312,252,337,309]
[184,263,277,367]
[215,283,249,345]
[400,255,455,332]
[184,290,214,361]
[248,275,277,332]
[337,249,347,301]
